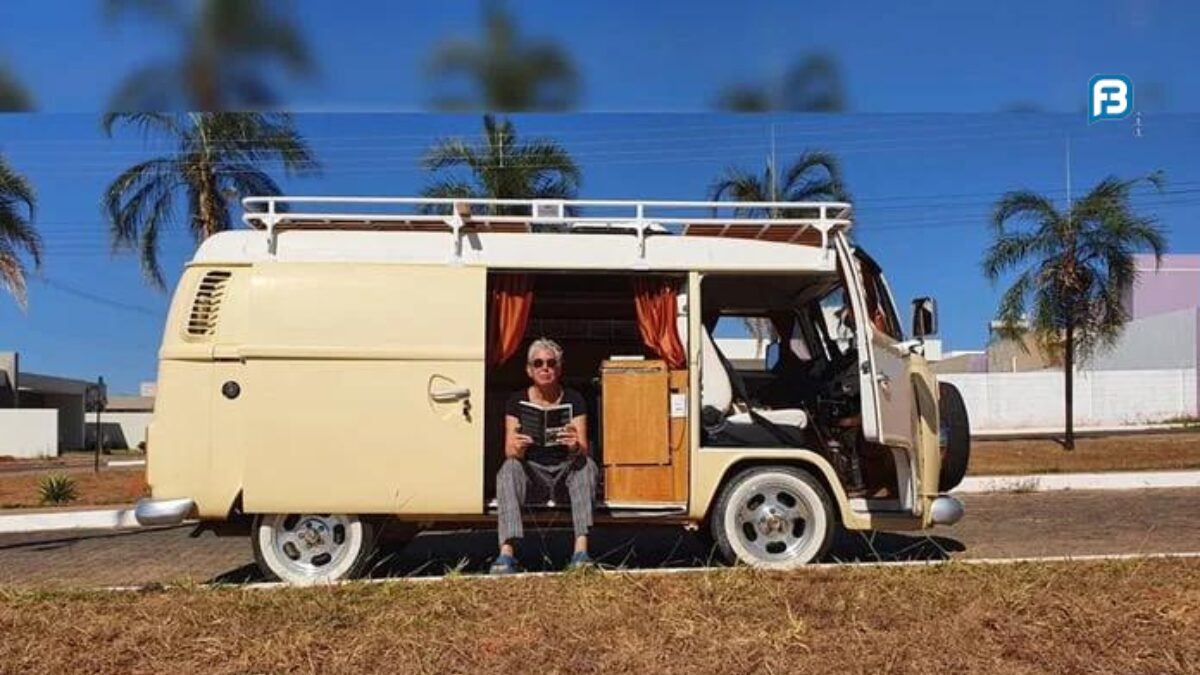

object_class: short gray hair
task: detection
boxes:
[527,338,563,363]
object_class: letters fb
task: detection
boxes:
[1089,75,1133,123]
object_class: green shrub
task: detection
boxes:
[38,474,79,505]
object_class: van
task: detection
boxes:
[134,196,969,584]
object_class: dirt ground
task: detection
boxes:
[0,468,147,509]
[969,431,1200,475]
[0,559,1195,674]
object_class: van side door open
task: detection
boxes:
[239,263,487,515]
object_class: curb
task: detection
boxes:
[954,470,1200,494]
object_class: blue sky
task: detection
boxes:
[0,111,1195,392]
[0,0,1196,112]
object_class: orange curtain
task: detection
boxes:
[632,278,686,369]
[488,274,534,366]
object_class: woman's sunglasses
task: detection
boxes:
[529,358,559,369]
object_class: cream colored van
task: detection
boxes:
[135,197,969,584]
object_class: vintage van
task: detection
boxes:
[134,196,970,584]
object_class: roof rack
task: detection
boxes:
[241,196,853,261]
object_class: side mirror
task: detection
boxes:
[911,297,938,338]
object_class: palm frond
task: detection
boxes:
[990,190,1063,234]
[102,112,181,139]
[781,150,846,200]
[0,238,32,308]
[0,63,33,112]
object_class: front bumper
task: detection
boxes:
[134,497,195,526]
[929,495,965,526]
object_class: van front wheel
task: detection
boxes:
[251,513,376,585]
[711,466,834,569]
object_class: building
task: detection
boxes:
[935,253,1200,431]
[1123,254,1200,320]
[0,351,126,457]
[87,394,155,451]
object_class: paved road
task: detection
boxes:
[0,488,1197,589]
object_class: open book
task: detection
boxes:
[517,400,574,446]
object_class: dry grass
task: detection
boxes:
[970,432,1200,476]
[0,559,1196,674]
[0,469,147,509]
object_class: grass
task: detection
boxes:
[0,469,146,510]
[0,559,1195,673]
[969,431,1200,476]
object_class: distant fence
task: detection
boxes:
[938,368,1197,432]
[0,409,58,458]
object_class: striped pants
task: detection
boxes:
[496,455,598,545]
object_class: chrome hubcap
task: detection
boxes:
[269,514,355,576]
[733,482,813,560]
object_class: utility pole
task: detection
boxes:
[1065,134,1071,213]
[1063,134,1076,450]
[769,122,777,202]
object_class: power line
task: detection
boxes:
[36,277,164,317]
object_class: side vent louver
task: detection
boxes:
[187,270,232,337]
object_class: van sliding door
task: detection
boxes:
[239,263,487,515]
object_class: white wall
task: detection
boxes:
[86,412,153,450]
[939,368,1197,431]
[0,409,59,458]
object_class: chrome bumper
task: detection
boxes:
[134,497,195,526]
[930,495,964,526]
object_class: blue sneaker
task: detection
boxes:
[489,554,520,575]
[567,551,594,570]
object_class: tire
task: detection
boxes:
[710,466,835,569]
[251,513,376,585]
[937,382,971,492]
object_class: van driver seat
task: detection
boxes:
[698,327,808,446]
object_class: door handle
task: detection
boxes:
[430,386,471,402]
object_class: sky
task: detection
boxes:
[1,111,1196,393]
[0,2,1197,392]
[0,0,1197,113]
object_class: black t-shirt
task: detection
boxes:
[504,386,587,464]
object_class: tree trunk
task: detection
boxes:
[1064,319,1075,450]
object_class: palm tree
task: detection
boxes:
[427,1,578,111]
[709,149,849,216]
[717,54,847,112]
[103,112,317,288]
[710,150,847,348]
[983,173,1167,449]
[0,62,33,111]
[0,154,40,307]
[421,114,580,214]
[105,0,314,111]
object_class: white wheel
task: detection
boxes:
[251,513,375,585]
[711,467,834,569]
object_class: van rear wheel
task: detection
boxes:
[711,466,834,569]
[251,513,376,585]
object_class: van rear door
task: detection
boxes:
[239,263,486,515]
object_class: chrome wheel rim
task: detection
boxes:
[729,478,816,563]
[266,513,357,579]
